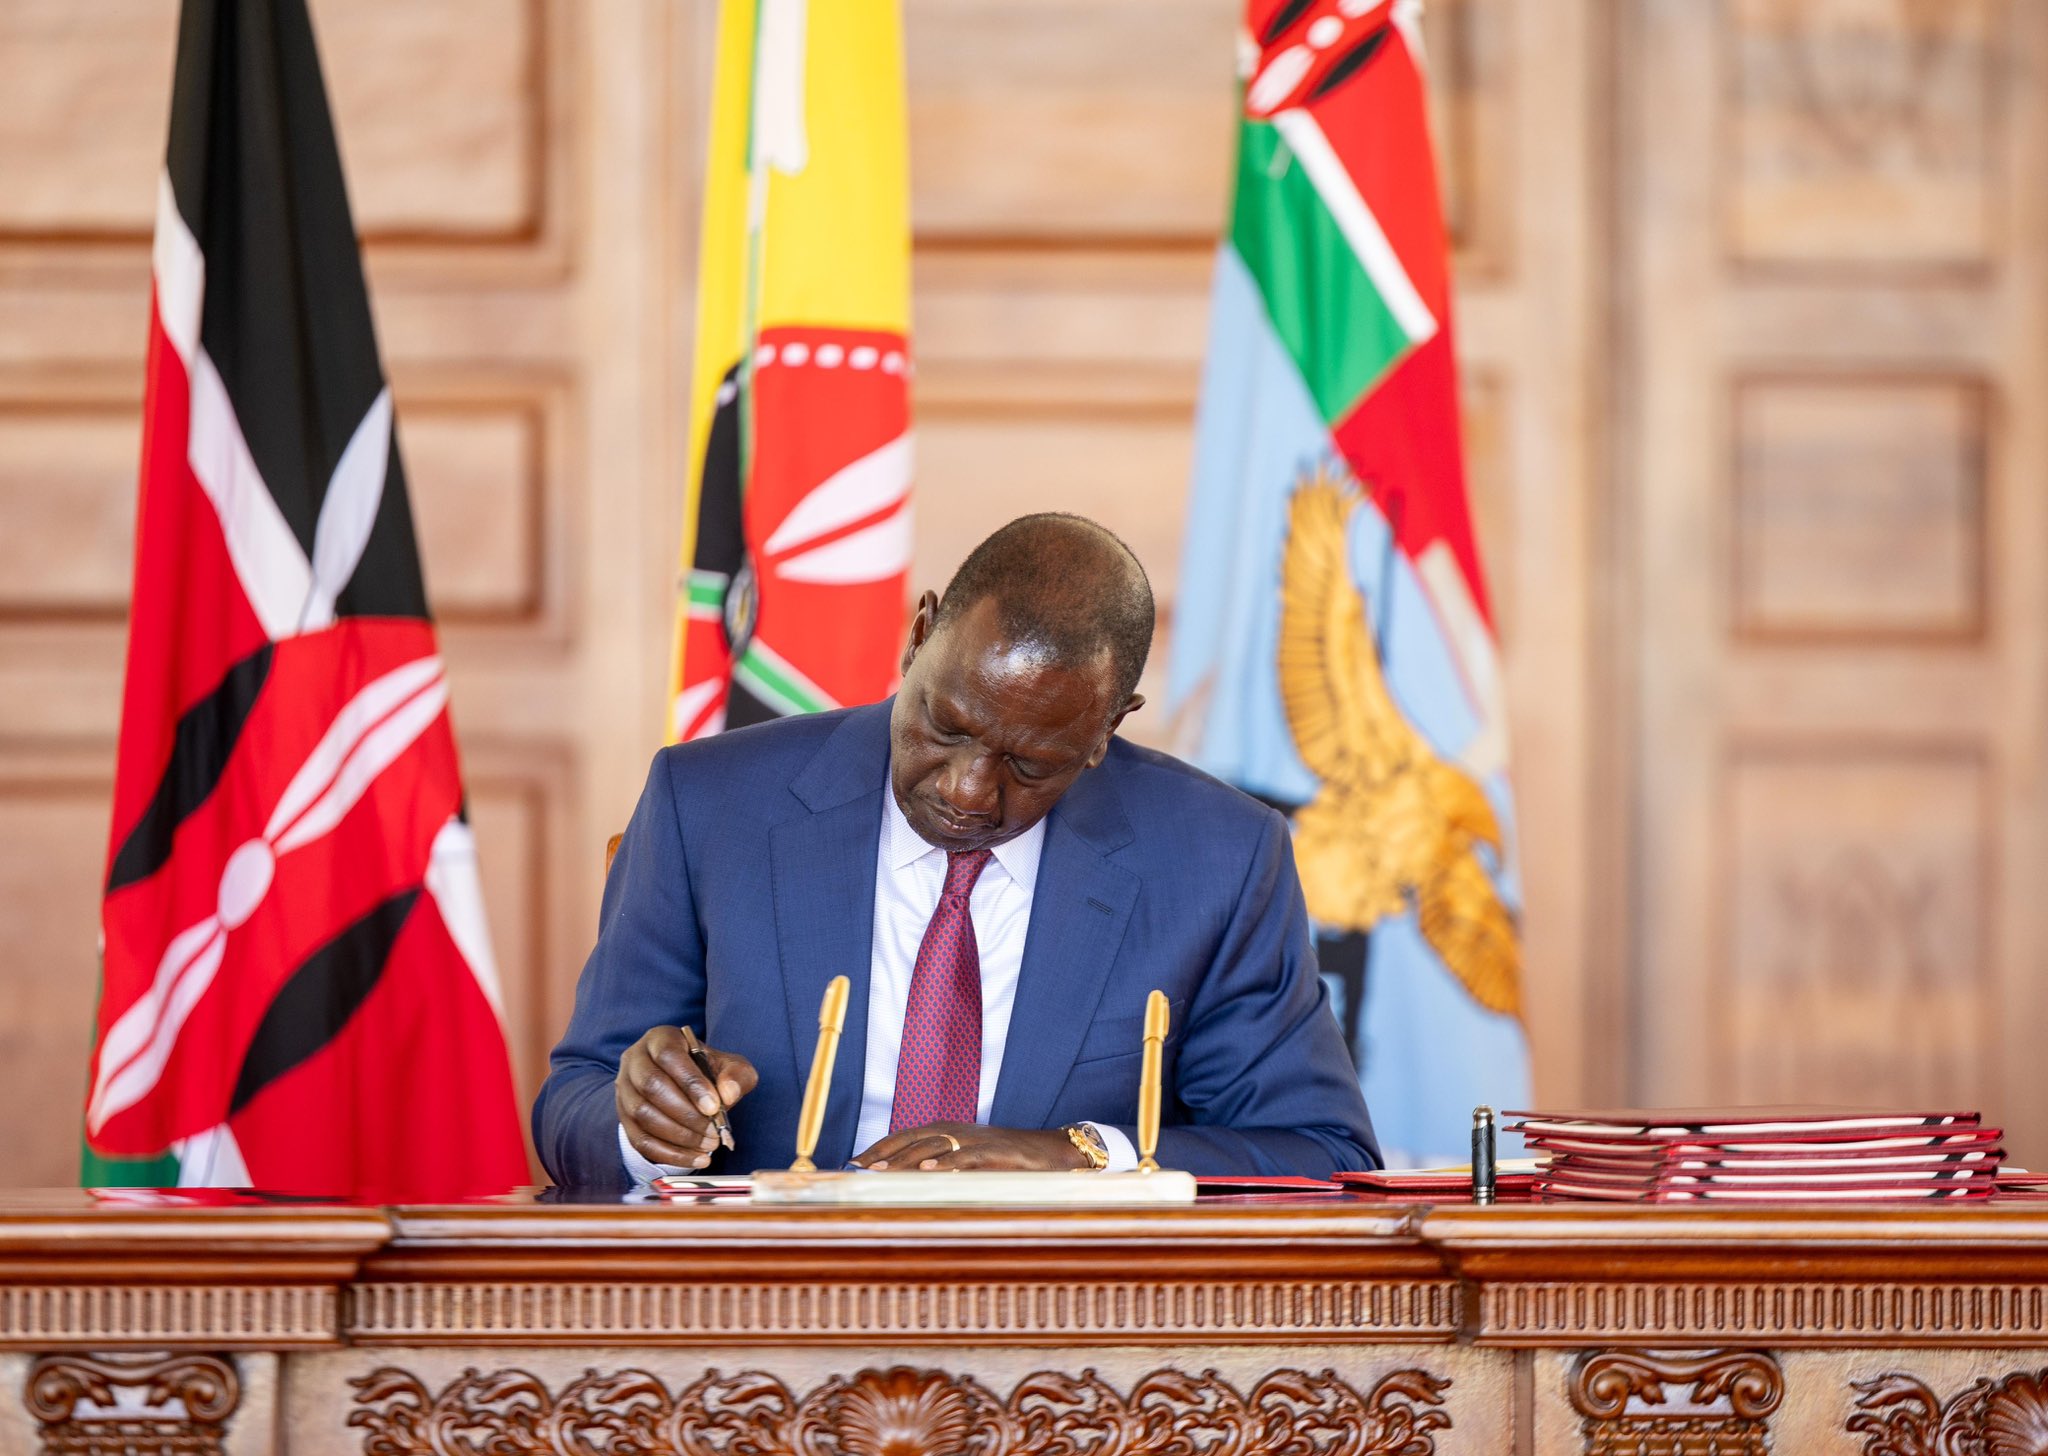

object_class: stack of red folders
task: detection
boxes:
[1505,1108,2003,1203]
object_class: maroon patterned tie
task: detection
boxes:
[890,848,994,1132]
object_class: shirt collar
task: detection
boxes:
[880,780,1046,891]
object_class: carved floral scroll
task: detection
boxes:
[347,1362,1453,1456]
[24,1352,241,1456]
[1849,1367,2048,1456]
[1568,1350,1783,1456]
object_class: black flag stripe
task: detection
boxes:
[228,887,419,1116]
[1307,26,1392,103]
[691,362,748,587]
[107,644,274,893]
[166,0,426,623]
[332,433,429,621]
[692,360,779,730]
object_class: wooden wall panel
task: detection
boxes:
[1725,0,2004,270]
[395,373,576,636]
[1628,0,2048,1158]
[1459,371,1513,648]
[463,754,572,1168]
[0,0,547,247]
[0,402,137,622]
[904,0,1237,241]
[0,768,107,1187]
[915,249,1212,380]
[0,0,181,240]
[1722,745,1990,1107]
[312,0,545,242]
[407,406,545,625]
[1732,375,1986,641]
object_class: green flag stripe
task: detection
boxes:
[80,1144,180,1188]
[1273,109,1439,346]
[686,570,728,609]
[1230,117,1411,424]
[80,978,182,1189]
[686,570,727,621]
[735,640,837,716]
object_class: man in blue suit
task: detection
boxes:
[535,514,1378,1187]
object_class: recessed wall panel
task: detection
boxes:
[0,405,139,622]
[1722,746,1989,1108]
[1725,0,2002,269]
[0,0,544,244]
[1733,376,1985,641]
[906,0,1237,240]
[0,777,111,1187]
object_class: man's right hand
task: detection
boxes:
[615,1027,758,1169]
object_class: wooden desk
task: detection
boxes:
[5,1191,2048,1454]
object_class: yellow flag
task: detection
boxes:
[669,0,914,741]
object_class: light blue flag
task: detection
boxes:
[1168,8,1530,1164]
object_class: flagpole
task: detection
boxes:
[738,0,771,517]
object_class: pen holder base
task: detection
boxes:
[751,1169,1197,1205]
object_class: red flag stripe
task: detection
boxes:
[90,650,450,1137]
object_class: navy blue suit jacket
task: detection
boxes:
[533,700,1379,1187]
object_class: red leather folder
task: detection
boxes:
[1507,1107,1980,1139]
[1534,1162,1996,1191]
[1194,1175,1343,1195]
[1543,1142,2003,1175]
[1333,1170,1537,1199]
[1534,1177,1995,1203]
[1511,1107,2004,1205]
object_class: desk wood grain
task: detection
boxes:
[6,1193,2048,1454]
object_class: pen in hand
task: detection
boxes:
[679,1025,736,1152]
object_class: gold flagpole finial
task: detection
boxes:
[790,975,851,1173]
[1137,989,1170,1173]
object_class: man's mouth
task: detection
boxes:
[924,802,992,838]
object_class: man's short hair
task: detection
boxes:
[934,513,1155,706]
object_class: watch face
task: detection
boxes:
[1067,1124,1108,1165]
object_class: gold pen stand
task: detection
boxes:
[753,985,1195,1205]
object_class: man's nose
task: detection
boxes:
[939,752,1000,817]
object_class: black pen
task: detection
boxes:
[679,1025,735,1151]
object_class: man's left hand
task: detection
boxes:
[853,1122,1088,1171]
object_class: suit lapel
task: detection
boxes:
[990,762,1139,1131]
[770,704,891,1169]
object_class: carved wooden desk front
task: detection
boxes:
[4,1190,2048,1454]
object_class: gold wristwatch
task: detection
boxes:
[1063,1123,1109,1170]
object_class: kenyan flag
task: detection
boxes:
[1167,0,1528,1164]
[85,0,527,1198]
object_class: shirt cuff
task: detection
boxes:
[618,1122,688,1185]
[1085,1121,1138,1173]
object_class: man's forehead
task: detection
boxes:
[921,649,1109,748]
[984,633,1064,672]
[928,599,1104,676]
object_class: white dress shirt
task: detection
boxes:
[620,783,1135,1181]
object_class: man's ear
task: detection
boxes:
[1085,693,1146,769]
[899,590,941,677]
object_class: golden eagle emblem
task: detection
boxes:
[1278,474,1521,1017]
